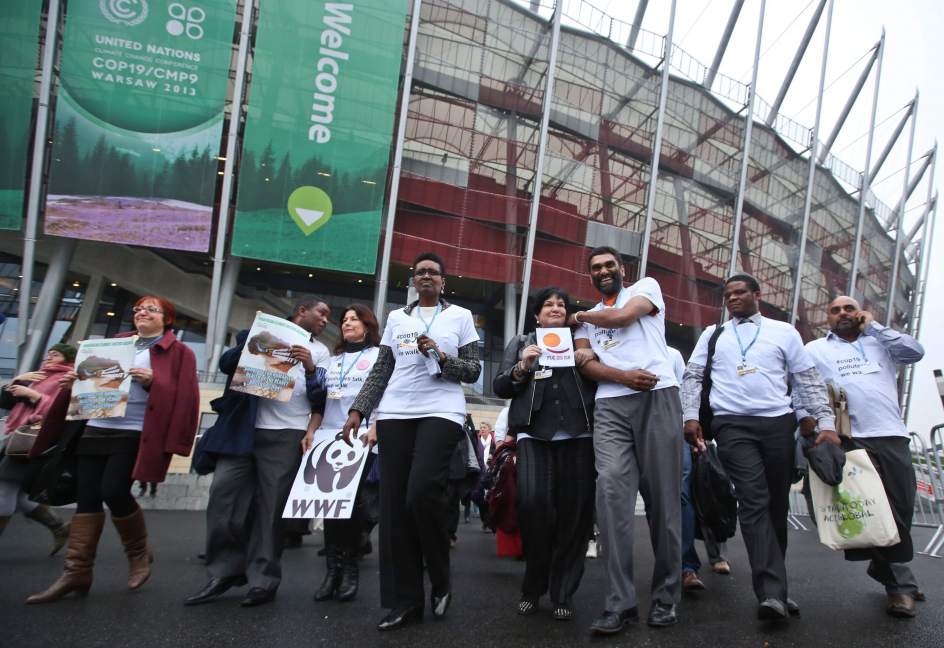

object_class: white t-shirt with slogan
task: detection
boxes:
[376,304,480,425]
[574,277,678,400]
[321,346,380,432]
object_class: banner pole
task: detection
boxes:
[206,0,255,375]
[516,2,562,335]
[18,0,60,354]
[373,0,423,327]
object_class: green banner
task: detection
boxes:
[0,0,44,230]
[44,0,237,252]
[231,0,407,274]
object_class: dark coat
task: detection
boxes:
[492,333,595,439]
[30,329,201,483]
[192,328,326,474]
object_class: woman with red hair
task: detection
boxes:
[27,295,200,604]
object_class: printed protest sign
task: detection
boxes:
[229,312,309,401]
[282,428,370,519]
[536,327,576,367]
[68,337,137,420]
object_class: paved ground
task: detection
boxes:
[0,510,941,648]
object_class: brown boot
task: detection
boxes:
[26,512,105,604]
[112,507,152,590]
[24,504,70,556]
[0,515,10,535]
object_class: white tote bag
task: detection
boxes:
[808,449,901,551]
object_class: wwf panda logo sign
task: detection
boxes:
[282,430,370,520]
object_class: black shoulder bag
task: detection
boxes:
[698,325,725,441]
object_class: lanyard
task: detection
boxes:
[415,304,441,335]
[337,350,367,389]
[839,336,868,363]
[732,317,761,364]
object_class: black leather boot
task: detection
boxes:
[313,546,341,601]
[337,550,359,602]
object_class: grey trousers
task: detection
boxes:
[204,428,305,591]
[594,387,682,611]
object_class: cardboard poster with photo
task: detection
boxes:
[67,337,137,420]
[229,312,309,401]
[536,327,576,367]
[282,428,371,520]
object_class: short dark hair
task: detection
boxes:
[587,245,622,271]
[333,304,381,354]
[725,274,760,293]
[413,252,446,277]
[290,295,326,319]
[530,286,572,317]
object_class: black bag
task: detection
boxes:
[692,443,738,543]
[28,421,85,507]
[699,325,725,441]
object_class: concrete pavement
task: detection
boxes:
[0,510,941,648]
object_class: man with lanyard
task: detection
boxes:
[681,274,837,621]
[572,246,683,633]
[802,295,925,618]
[185,297,331,608]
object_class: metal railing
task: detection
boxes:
[912,426,944,557]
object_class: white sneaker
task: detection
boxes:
[586,540,598,559]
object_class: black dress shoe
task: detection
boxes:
[377,606,424,631]
[589,608,639,635]
[758,598,787,620]
[431,591,451,619]
[786,598,800,616]
[183,575,247,606]
[240,587,276,607]
[647,603,677,627]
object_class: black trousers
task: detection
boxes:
[324,454,376,552]
[517,436,595,605]
[713,413,796,603]
[377,417,462,608]
[75,446,139,517]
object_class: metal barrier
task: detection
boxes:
[912,426,944,558]
[788,488,810,531]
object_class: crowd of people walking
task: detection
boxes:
[0,248,928,634]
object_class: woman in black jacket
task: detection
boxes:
[493,286,596,621]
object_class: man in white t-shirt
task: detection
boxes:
[681,275,836,622]
[571,246,683,633]
[803,295,925,618]
[186,297,331,608]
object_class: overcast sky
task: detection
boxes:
[556,0,944,438]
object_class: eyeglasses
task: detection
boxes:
[413,268,442,277]
[132,305,164,315]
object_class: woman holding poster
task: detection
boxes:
[342,252,481,631]
[27,296,199,604]
[492,286,596,621]
[308,304,381,603]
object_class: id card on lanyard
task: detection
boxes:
[733,319,761,377]
[416,304,443,376]
[328,350,366,399]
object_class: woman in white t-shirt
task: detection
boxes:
[342,252,481,631]
[307,304,380,604]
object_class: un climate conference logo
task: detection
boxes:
[100,0,149,26]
